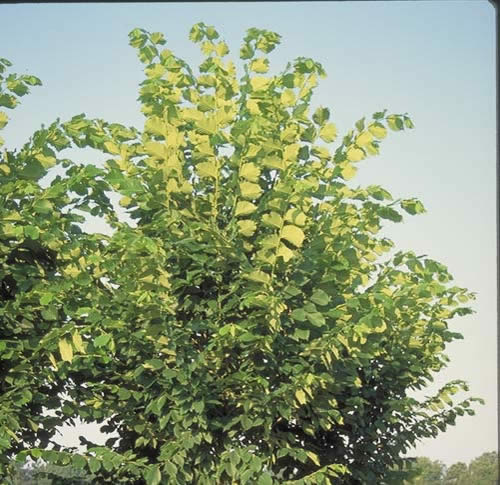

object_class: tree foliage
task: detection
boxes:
[402,452,498,485]
[0,24,484,484]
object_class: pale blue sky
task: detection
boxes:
[1,1,496,467]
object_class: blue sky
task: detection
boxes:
[0,1,496,467]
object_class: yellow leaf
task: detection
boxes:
[368,123,387,139]
[284,208,307,227]
[281,225,305,248]
[341,163,357,180]
[240,162,261,182]
[104,141,120,155]
[59,338,73,363]
[35,153,56,168]
[250,76,270,91]
[280,89,296,107]
[319,123,337,143]
[277,244,294,262]
[215,41,229,57]
[72,332,85,353]
[237,220,257,237]
[262,156,285,171]
[196,161,218,179]
[240,181,262,200]
[235,201,258,217]
[144,141,166,159]
[246,99,261,115]
[119,196,132,207]
[262,211,283,229]
[356,131,373,147]
[346,147,365,162]
[283,143,300,162]
[306,451,321,466]
[145,116,167,136]
[295,389,307,405]
[244,270,271,284]
[48,353,58,370]
[249,58,269,73]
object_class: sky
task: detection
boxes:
[0,1,496,468]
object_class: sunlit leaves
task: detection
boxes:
[239,181,263,200]
[319,122,337,142]
[196,161,218,179]
[346,146,365,162]
[237,219,257,237]
[281,225,305,247]
[249,57,269,73]
[239,162,261,182]
[244,270,271,284]
[235,201,258,217]
[58,339,73,363]
[250,76,271,92]
[368,122,387,139]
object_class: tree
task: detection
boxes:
[2,23,483,484]
[467,452,498,485]
[404,457,446,484]
[444,461,469,484]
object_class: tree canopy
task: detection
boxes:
[0,23,483,484]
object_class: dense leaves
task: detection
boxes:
[1,24,483,484]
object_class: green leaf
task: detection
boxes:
[72,454,87,469]
[235,201,258,217]
[59,338,73,363]
[307,312,326,327]
[33,199,53,214]
[94,334,111,348]
[24,226,40,240]
[401,198,426,215]
[312,107,330,125]
[310,289,330,306]
[290,308,307,322]
[39,293,54,305]
[294,328,310,340]
[281,225,305,247]
[89,458,101,474]
[258,472,273,485]
[387,115,404,131]
[193,400,205,413]
[378,206,403,222]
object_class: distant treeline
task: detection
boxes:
[403,451,498,484]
